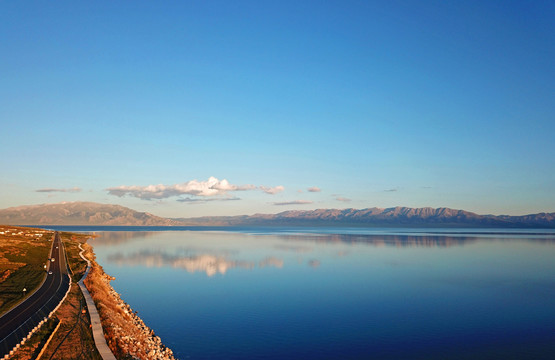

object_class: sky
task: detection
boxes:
[1,0,554,218]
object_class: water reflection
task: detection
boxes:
[94,231,555,279]
[90,231,159,245]
[274,244,313,253]
[90,229,555,360]
[272,233,555,247]
[258,257,284,268]
[308,259,321,268]
[273,234,478,247]
[107,250,284,277]
[90,231,555,249]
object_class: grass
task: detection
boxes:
[0,226,53,316]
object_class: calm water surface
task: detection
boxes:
[84,229,555,359]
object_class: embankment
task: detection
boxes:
[80,242,177,360]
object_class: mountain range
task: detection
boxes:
[0,201,554,228]
[0,202,179,226]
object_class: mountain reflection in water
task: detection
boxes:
[88,229,555,248]
[89,231,160,245]
[93,232,479,248]
[270,232,555,247]
[102,233,495,277]
[98,232,555,276]
[89,229,555,359]
[276,233,478,247]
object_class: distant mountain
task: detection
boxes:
[176,207,555,228]
[0,202,554,228]
[0,202,179,226]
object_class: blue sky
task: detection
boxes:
[1,1,554,217]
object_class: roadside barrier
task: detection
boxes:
[1,265,71,360]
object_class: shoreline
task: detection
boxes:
[0,227,178,360]
[80,241,177,360]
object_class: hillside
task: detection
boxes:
[177,207,555,228]
[0,202,179,226]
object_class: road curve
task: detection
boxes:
[0,231,71,358]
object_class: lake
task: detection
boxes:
[81,228,555,359]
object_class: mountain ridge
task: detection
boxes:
[0,202,555,228]
[0,201,179,226]
[0,202,554,228]
[174,206,551,227]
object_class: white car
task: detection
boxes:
[48,271,53,275]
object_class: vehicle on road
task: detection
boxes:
[48,271,52,275]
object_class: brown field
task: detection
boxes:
[0,226,53,315]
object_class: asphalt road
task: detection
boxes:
[0,231,71,357]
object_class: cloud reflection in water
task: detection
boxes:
[107,251,285,277]
[259,256,284,268]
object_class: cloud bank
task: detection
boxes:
[106,177,284,201]
[307,187,321,192]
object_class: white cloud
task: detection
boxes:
[260,185,285,195]
[336,197,351,202]
[273,200,313,206]
[107,177,256,200]
[307,187,321,192]
[106,177,284,200]
[177,197,241,204]
[36,187,82,193]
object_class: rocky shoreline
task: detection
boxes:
[82,243,177,360]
